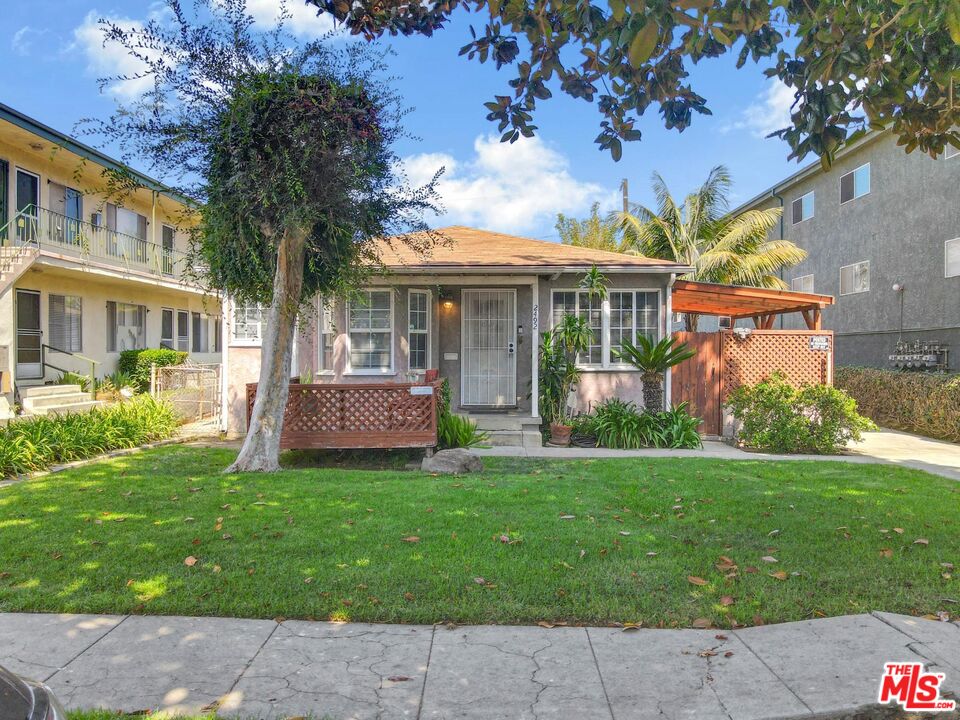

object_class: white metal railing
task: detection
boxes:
[1,205,191,281]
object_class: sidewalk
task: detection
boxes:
[2,611,958,719]
[472,428,960,482]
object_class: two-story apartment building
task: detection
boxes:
[0,103,221,402]
[734,130,960,368]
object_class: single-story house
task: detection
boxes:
[220,226,834,445]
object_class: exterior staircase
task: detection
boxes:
[0,244,39,293]
[20,385,104,417]
[469,413,543,448]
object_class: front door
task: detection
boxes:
[16,289,42,379]
[15,169,39,244]
[461,289,517,407]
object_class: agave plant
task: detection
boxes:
[613,335,696,412]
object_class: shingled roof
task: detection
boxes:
[374,226,688,273]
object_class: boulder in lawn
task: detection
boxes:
[421,448,483,474]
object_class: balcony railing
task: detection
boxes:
[2,205,192,282]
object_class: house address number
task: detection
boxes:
[809,336,830,351]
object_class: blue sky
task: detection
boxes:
[1,0,803,241]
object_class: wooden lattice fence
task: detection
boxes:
[721,329,833,399]
[245,381,440,449]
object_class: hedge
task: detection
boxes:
[119,348,188,391]
[0,395,179,478]
[835,366,960,443]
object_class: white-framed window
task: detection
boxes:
[551,288,661,370]
[192,312,209,353]
[946,238,960,278]
[407,289,430,371]
[791,191,815,224]
[160,308,174,349]
[213,316,222,353]
[177,309,189,351]
[718,316,732,329]
[231,302,265,345]
[608,290,660,365]
[840,261,870,295]
[551,290,602,365]
[347,289,393,373]
[791,274,815,293]
[672,312,684,325]
[840,163,870,204]
[106,301,146,352]
[49,294,82,352]
[318,298,335,373]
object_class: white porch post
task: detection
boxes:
[664,273,675,409]
[219,297,230,433]
[530,276,539,418]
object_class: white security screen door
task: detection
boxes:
[461,289,517,407]
[16,290,42,379]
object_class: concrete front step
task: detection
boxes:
[21,384,84,398]
[24,400,104,417]
[23,393,95,411]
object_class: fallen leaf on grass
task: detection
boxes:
[768,571,788,581]
[760,556,778,563]
[402,536,420,543]
[559,515,576,520]
[688,576,709,586]
[914,538,930,546]
[691,618,712,629]
[879,548,893,558]
[720,596,735,606]
[184,556,197,567]
[893,528,904,534]
[619,531,631,536]
[403,592,415,601]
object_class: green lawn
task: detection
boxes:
[1,446,957,628]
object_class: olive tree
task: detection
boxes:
[83,0,438,471]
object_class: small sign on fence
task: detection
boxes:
[410,386,434,396]
[809,335,831,351]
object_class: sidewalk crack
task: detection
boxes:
[585,628,616,720]
[732,630,814,716]
[218,619,280,708]
[45,614,130,684]
[415,624,437,720]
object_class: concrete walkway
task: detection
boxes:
[472,428,960,481]
[2,612,959,719]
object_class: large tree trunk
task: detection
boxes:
[226,227,308,473]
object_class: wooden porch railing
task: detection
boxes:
[245,381,441,450]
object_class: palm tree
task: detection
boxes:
[613,335,696,412]
[557,202,627,252]
[617,166,806,330]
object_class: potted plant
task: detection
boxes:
[613,334,696,412]
[539,314,592,445]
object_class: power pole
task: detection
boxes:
[620,178,629,214]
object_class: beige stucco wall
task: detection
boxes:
[8,267,220,393]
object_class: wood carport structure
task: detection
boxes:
[671,279,834,330]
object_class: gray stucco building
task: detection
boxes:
[735,131,960,368]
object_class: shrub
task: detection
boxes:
[0,395,178,478]
[118,348,188,391]
[438,413,488,449]
[590,398,702,449]
[835,366,960,443]
[56,371,91,393]
[727,373,876,454]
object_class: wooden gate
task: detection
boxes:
[671,331,722,435]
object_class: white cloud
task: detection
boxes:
[12,26,48,56]
[73,11,160,98]
[723,81,796,138]
[402,134,615,236]
[245,0,337,37]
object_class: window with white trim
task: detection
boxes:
[106,301,146,352]
[609,290,659,364]
[552,289,661,369]
[551,290,602,365]
[232,303,265,344]
[840,163,870,203]
[161,308,174,349]
[946,238,960,278]
[49,295,82,352]
[318,298,335,372]
[408,289,430,371]
[348,290,393,372]
[791,191,814,223]
[791,274,815,293]
[177,310,189,351]
[840,261,870,295]
[192,312,209,353]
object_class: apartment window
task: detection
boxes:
[946,238,960,278]
[791,192,814,223]
[348,290,393,372]
[318,299,335,372]
[552,290,602,365]
[840,163,870,204]
[49,295,82,352]
[791,274,815,293]
[552,289,661,369]
[408,290,430,371]
[840,261,870,295]
[192,312,209,353]
[232,303,265,344]
[177,310,189,351]
[718,316,732,329]
[161,225,175,276]
[608,290,660,364]
[106,301,146,352]
[160,308,174,349]
[213,317,222,353]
